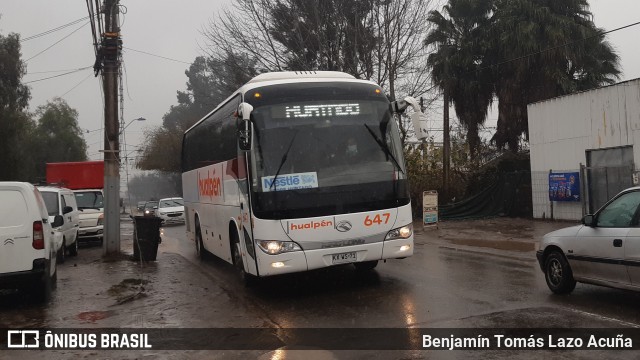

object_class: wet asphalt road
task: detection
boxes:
[2,221,640,359]
[160,224,640,328]
[157,224,640,358]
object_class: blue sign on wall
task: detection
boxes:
[549,172,580,202]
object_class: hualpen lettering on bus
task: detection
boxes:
[290,220,333,231]
[198,170,221,199]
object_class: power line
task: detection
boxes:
[25,67,94,75]
[25,21,90,62]
[123,46,192,64]
[60,72,94,97]
[20,16,90,42]
[477,20,640,73]
[23,66,92,84]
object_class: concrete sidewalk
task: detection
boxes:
[413,217,578,260]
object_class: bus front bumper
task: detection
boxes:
[255,238,413,277]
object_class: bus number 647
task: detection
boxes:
[364,213,390,226]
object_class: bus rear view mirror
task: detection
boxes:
[238,102,254,151]
[411,112,428,140]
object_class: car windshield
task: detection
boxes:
[75,191,104,209]
[145,201,158,210]
[40,192,59,216]
[159,198,184,208]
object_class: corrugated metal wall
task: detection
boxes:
[528,79,640,220]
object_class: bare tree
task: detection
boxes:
[201,0,285,72]
[201,0,436,144]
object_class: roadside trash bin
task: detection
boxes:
[133,216,162,261]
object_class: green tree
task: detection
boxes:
[425,0,494,158]
[0,25,32,181]
[490,0,620,150]
[269,0,378,77]
[138,53,257,172]
[31,97,88,180]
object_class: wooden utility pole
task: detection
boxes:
[442,89,450,198]
[102,0,121,255]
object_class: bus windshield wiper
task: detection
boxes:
[363,123,404,175]
[270,131,298,191]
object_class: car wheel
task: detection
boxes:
[57,240,66,264]
[354,260,378,272]
[33,264,53,303]
[67,234,78,257]
[544,251,577,294]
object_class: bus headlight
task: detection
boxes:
[257,240,302,255]
[385,224,412,240]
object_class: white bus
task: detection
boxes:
[181,71,427,284]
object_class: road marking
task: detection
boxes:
[564,307,640,328]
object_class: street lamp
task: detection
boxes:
[119,117,145,214]
[119,117,146,135]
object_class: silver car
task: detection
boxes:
[537,187,640,294]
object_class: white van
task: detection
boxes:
[73,189,104,242]
[38,186,80,262]
[0,182,59,302]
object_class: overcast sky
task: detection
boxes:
[1,0,639,160]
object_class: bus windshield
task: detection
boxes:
[246,82,409,219]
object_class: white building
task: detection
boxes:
[528,78,640,220]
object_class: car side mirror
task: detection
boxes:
[582,214,595,227]
[52,215,64,228]
[62,206,73,215]
[391,96,428,140]
[153,206,158,210]
[238,102,254,151]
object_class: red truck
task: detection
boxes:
[46,161,105,242]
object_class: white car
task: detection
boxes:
[0,182,59,302]
[156,197,185,225]
[38,186,80,262]
[537,186,640,294]
[73,189,104,242]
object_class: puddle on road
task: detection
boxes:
[107,278,150,304]
[77,310,114,323]
[451,238,535,252]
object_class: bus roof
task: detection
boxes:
[184,71,377,134]
[246,71,355,84]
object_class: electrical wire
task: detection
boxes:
[20,16,90,42]
[60,72,94,97]
[25,21,90,62]
[25,67,94,75]
[23,66,92,84]
[485,20,640,72]
[122,46,192,64]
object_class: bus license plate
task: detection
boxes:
[332,252,357,264]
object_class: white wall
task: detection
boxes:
[528,79,640,220]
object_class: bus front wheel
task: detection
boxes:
[231,233,258,287]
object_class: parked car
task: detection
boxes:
[38,186,80,262]
[74,189,104,242]
[537,186,640,294]
[156,197,185,225]
[0,182,60,302]
[143,200,159,217]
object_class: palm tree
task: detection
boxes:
[425,0,494,158]
[490,0,620,150]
